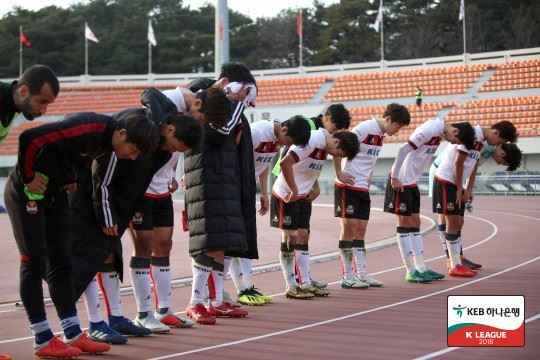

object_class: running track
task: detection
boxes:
[0,195,538,359]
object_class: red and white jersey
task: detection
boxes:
[435,125,485,185]
[272,129,327,199]
[162,87,187,113]
[337,118,384,189]
[251,120,280,177]
[398,118,443,186]
[145,152,181,197]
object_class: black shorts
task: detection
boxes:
[131,195,174,230]
[270,194,312,230]
[334,184,370,220]
[432,177,465,216]
[383,177,420,216]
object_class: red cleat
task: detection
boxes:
[67,333,110,354]
[158,312,194,328]
[449,264,476,277]
[34,336,82,359]
[207,302,248,318]
[186,304,216,325]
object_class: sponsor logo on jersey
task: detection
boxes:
[26,201,38,215]
[362,134,384,146]
[388,202,394,209]
[336,205,341,212]
[436,202,442,209]
[255,141,279,153]
[309,148,328,161]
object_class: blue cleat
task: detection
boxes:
[405,270,432,283]
[88,321,127,344]
[421,269,445,280]
[108,315,151,337]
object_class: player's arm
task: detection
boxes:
[280,151,299,203]
[258,166,270,215]
[333,155,354,185]
[306,180,320,202]
[463,161,479,203]
[390,142,415,192]
[92,152,119,236]
[453,150,467,207]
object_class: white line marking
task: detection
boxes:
[415,313,540,360]
[147,256,540,359]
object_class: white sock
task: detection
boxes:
[83,276,103,323]
[189,260,211,306]
[130,264,152,313]
[223,256,231,275]
[230,257,248,292]
[352,243,367,276]
[279,250,297,289]
[294,247,311,286]
[446,235,462,268]
[151,264,171,311]
[97,271,123,317]
[338,241,355,279]
[411,231,428,272]
[240,257,254,289]
[397,231,416,273]
[210,269,225,307]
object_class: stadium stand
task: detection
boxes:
[480,59,540,92]
[255,76,329,105]
[0,121,46,156]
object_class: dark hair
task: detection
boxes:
[196,87,232,128]
[492,121,518,143]
[17,64,60,96]
[219,62,256,86]
[325,103,351,130]
[383,103,410,126]
[282,115,311,146]
[166,114,203,151]
[117,113,159,154]
[501,143,522,171]
[452,122,476,150]
[333,131,359,161]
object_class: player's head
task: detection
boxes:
[160,114,203,153]
[382,103,410,135]
[218,62,257,102]
[321,103,351,133]
[488,121,518,145]
[14,65,59,120]
[279,116,311,146]
[326,131,359,161]
[193,87,232,127]
[445,122,476,150]
[113,113,159,160]
[492,143,522,171]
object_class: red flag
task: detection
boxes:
[296,10,303,38]
[20,29,31,47]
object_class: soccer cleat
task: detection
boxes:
[238,289,266,306]
[207,303,248,318]
[356,274,384,287]
[186,304,216,325]
[88,321,127,344]
[462,257,482,270]
[249,287,273,303]
[133,313,170,334]
[310,279,328,289]
[405,270,432,283]
[421,269,445,281]
[156,312,194,328]
[223,291,243,308]
[285,287,315,299]
[301,283,330,296]
[340,277,369,289]
[34,336,82,359]
[108,315,152,337]
[449,264,477,278]
[65,332,110,354]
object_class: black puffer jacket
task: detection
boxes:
[184,79,257,259]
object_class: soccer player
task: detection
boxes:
[432,121,517,277]
[271,127,359,299]
[5,111,159,358]
[335,103,411,288]
[384,118,475,283]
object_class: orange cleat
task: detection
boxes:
[158,312,194,328]
[66,333,110,354]
[449,264,476,278]
[34,336,82,359]
[186,304,216,325]
[206,302,248,318]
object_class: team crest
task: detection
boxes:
[26,201,38,215]
[132,212,144,225]
[346,205,354,214]
[447,202,455,211]
[436,203,442,209]
[283,216,292,226]
[399,203,407,213]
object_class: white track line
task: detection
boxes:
[415,313,540,360]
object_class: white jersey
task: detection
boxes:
[251,120,280,177]
[146,152,181,196]
[398,118,443,186]
[435,125,485,185]
[337,118,384,189]
[272,129,327,199]
[162,87,187,113]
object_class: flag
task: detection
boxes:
[374,3,383,32]
[19,28,31,47]
[296,10,303,38]
[85,23,99,43]
[459,0,465,21]
[148,20,157,46]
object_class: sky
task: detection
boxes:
[0,0,341,20]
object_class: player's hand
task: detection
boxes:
[391,177,404,192]
[455,190,463,208]
[284,189,298,203]
[337,171,355,186]
[306,187,320,202]
[102,224,118,236]
[259,194,269,215]
[169,178,179,193]
[26,174,48,193]
[462,189,473,203]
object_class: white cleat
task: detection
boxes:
[133,312,170,334]
[356,274,384,287]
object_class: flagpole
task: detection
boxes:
[380,0,384,69]
[299,10,303,69]
[462,0,467,64]
[148,41,152,75]
[19,25,23,77]
[84,22,88,76]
